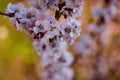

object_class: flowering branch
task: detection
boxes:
[2,0,83,80]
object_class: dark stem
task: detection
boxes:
[0,11,14,17]
[55,2,66,20]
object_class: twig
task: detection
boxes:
[0,11,14,17]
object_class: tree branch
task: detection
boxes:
[0,11,14,17]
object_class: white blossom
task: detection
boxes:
[61,18,81,44]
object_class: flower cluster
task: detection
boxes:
[29,0,83,18]
[5,0,83,80]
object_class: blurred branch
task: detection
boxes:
[0,11,14,17]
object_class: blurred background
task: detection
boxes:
[0,0,39,80]
[0,0,120,80]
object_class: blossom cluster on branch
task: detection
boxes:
[3,0,83,80]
